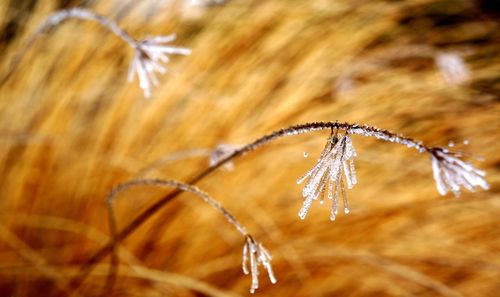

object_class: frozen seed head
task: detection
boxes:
[242,235,277,293]
[209,144,240,171]
[430,148,489,196]
[128,34,191,98]
[30,9,191,99]
[297,132,357,221]
[435,52,470,85]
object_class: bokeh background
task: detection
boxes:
[0,0,499,296]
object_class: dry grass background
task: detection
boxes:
[0,0,499,296]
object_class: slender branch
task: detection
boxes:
[31,8,137,46]
[107,179,247,237]
[1,8,137,84]
[105,179,276,293]
[2,8,191,98]
[66,121,476,292]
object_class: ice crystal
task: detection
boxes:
[297,133,357,221]
[128,34,191,98]
[242,235,277,293]
[430,148,489,196]
[435,52,470,85]
[209,144,239,171]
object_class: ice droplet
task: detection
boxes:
[463,139,469,145]
[303,151,309,158]
[448,141,455,147]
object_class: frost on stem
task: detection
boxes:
[106,179,275,293]
[209,144,240,171]
[242,235,277,294]
[435,52,470,85]
[297,132,357,221]
[26,8,190,98]
[128,35,191,98]
[70,121,490,293]
[430,148,489,196]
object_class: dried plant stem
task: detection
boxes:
[31,8,137,46]
[3,8,191,98]
[66,121,446,292]
[2,8,136,84]
[107,179,248,236]
[104,179,248,294]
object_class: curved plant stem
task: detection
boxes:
[2,8,137,84]
[66,121,437,292]
[31,8,137,46]
[105,179,276,294]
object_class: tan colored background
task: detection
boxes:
[0,0,499,296]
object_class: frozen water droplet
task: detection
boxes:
[448,141,455,147]
[463,140,469,145]
[319,200,324,205]
[303,151,309,158]
[344,207,350,214]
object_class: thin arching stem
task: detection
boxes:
[32,8,137,46]
[67,121,434,292]
[107,179,248,237]
[2,8,137,84]
[103,179,249,295]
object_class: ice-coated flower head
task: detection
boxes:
[209,144,240,171]
[435,52,470,85]
[128,34,191,98]
[242,235,277,294]
[430,148,489,196]
[297,132,357,221]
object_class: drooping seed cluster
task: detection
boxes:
[128,35,191,98]
[27,8,192,99]
[430,148,489,196]
[242,235,277,294]
[297,132,357,221]
[209,144,239,171]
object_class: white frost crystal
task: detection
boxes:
[128,34,191,98]
[297,133,357,221]
[435,52,470,85]
[242,235,277,293]
[209,144,239,171]
[430,148,489,196]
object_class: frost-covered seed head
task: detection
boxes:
[435,52,470,85]
[209,144,239,171]
[297,133,357,220]
[430,148,489,196]
[128,35,191,98]
[242,235,276,293]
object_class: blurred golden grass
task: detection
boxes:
[0,0,499,296]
